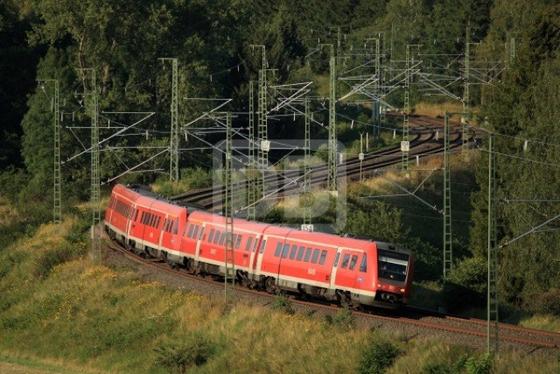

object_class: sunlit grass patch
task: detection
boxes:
[520,314,560,333]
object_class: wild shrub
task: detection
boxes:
[64,215,91,244]
[443,257,487,311]
[421,362,454,374]
[154,333,217,374]
[421,355,468,374]
[465,354,492,374]
[34,242,82,278]
[325,308,355,329]
[271,294,295,315]
[358,340,400,374]
[533,288,560,316]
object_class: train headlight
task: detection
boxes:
[400,288,405,293]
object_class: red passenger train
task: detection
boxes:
[104,184,414,307]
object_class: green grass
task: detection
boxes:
[0,210,558,373]
[519,314,560,333]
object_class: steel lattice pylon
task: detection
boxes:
[247,80,256,220]
[46,80,62,224]
[327,45,337,192]
[160,58,180,181]
[257,68,268,201]
[462,25,471,152]
[85,69,101,261]
[372,37,381,140]
[303,97,311,226]
[487,133,499,354]
[443,113,453,279]
[402,45,412,171]
[224,112,234,303]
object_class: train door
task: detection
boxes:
[333,248,361,291]
[125,205,138,241]
[252,234,269,278]
[329,247,341,290]
[248,234,260,276]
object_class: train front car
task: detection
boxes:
[373,242,414,306]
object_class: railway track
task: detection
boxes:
[172,115,467,212]
[102,233,560,353]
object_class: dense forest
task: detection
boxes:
[1,0,560,317]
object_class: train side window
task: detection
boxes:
[359,254,368,272]
[341,254,350,269]
[311,249,320,264]
[235,234,242,249]
[333,252,340,267]
[289,245,298,260]
[274,242,282,257]
[208,228,215,242]
[297,246,305,261]
[163,219,170,232]
[319,250,327,265]
[349,255,358,270]
[245,237,253,251]
[253,238,259,252]
[156,216,161,228]
[192,225,199,239]
[198,227,205,239]
[149,214,155,227]
[304,248,312,262]
[219,232,227,246]
[134,209,139,221]
[213,230,221,244]
[282,244,290,258]
[259,239,267,253]
[173,219,179,235]
[187,224,195,238]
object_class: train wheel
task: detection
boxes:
[336,290,351,308]
[265,277,276,294]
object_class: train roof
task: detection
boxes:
[188,210,272,233]
[115,184,185,216]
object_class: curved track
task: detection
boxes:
[103,235,560,353]
[171,114,466,212]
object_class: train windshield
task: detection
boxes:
[377,249,409,282]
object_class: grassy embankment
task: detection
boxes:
[0,199,558,373]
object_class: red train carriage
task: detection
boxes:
[104,184,414,307]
